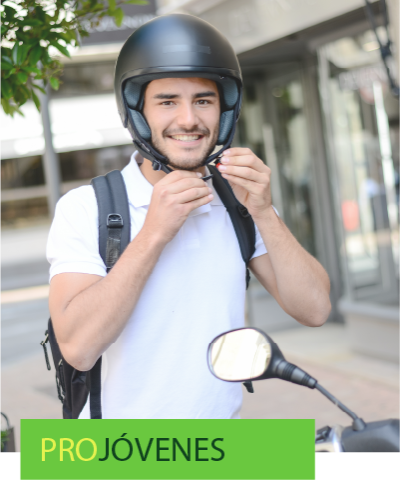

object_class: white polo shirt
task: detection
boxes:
[47,152,267,419]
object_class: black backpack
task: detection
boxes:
[40,165,256,419]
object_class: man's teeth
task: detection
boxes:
[170,134,201,141]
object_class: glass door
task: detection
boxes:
[237,68,328,329]
[318,28,399,303]
[263,71,317,256]
[236,69,321,258]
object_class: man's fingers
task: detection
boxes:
[220,154,268,173]
[218,164,265,182]
[167,177,208,195]
[184,192,214,212]
[175,186,212,204]
[222,147,253,157]
[221,172,264,195]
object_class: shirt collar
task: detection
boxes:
[122,151,154,208]
[121,151,224,212]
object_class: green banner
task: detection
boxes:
[21,419,315,479]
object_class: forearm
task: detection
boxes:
[253,207,331,326]
[215,147,330,325]
[53,228,165,370]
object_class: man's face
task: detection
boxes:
[142,77,220,170]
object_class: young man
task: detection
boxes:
[47,14,331,419]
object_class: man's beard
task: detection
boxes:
[151,126,219,171]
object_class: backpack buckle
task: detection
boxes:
[107,214,123,228]
[238,205,250,218]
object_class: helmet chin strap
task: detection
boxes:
[149,150,217,180]
[151,158,173,174]
[133,137,225,180]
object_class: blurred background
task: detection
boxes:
[1,0,399,450]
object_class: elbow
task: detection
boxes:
[59,343,98,372]
[290,292,331,328]
[308,295,331,327]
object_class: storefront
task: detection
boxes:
[318,27,399,361]
[160,0,400,354]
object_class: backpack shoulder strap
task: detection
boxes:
[86,170,131,419]
[209,164,256,269]
[91,170,131,272]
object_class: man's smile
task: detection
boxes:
[167,134,205,145]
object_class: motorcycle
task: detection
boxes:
[207,327,399,452]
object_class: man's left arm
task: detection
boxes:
[217,148,331,327]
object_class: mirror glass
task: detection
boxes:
[209,328,272,381]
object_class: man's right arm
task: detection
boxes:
[49,171,213,371]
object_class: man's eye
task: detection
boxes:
[196,99,210,105]
[161,101,174,105]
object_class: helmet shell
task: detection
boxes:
[114,13,243,167]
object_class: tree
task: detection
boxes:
[1,0,146,117]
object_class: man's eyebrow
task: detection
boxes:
[193,91,217,98]
[153,93,180,99]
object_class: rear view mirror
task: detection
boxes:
[208,328,272,381]
[208,327,386,439]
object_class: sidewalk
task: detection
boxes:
[240,324,399,429]
[2,322,398,451]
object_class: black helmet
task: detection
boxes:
[114,13,243,172]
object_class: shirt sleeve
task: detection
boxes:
[250,206,279,260]
[47,186,107,282]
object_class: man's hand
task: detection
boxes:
[217,148,272,219]
[218,147,331,327]
[143,170,213,244]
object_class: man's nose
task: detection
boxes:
[176,102,198,129]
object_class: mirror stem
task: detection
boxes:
[274,360,366,431]
[315,384,366,431]
[274,360,317,389]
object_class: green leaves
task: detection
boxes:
[3,5,17,21]
[11,42,20,65]
[30,45,43,65]
[1,62,13,71]
[20,18,43,27]
[32,83,46,94]
[113,8,124,27]
[22,66,42,76]
[49,77,60,91]
[31,88,41,110]
[1,97,11,115]
[1,0,147,116]
[50,41,71,58]
[1,79,13,100]
[10,43,30,66]
[16,72,28,84]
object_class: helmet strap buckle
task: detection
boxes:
[152,160,162,171]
